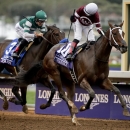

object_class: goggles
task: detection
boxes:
[36,19,45,23]
[84,8,91,16]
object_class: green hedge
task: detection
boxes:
[109,64,121,68]
[27,91,35,104]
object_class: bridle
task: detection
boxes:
[95,26,123,63]
[42,26,62,45]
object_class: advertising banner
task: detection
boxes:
[110,84,130,120]
[0,84,22,111]
[35,83,130,120]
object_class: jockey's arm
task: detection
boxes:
[23,32,35,38]
[23,31,43,39]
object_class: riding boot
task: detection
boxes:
[66,39,79,61]
[12,39,28,58]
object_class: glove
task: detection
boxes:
[34,32,43,38]
[70,15,76,23]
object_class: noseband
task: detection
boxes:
[99,26,123,46]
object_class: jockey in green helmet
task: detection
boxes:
[35,10,47,22]
[12,10,48,58]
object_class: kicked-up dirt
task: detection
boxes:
[0,111,130,130]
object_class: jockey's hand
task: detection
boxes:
[34,32,43,38]
[70,15,76,23]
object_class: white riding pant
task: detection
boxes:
[15,23,33,42]
[73,20,95,42]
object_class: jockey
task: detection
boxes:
[12,10,47,58]
[66,3,102,61]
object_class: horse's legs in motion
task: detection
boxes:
[0,90,8,110]
[79,78,95,111]
[40,76,56,109]
[64,80,80,125]
[101,78,130,116]
[0,64,8,110]
[45,66,78,114]
[9,86,23,105]
[20,86,28,114]
[9,86,28,114]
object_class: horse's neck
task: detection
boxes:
[24,39,50,63]
[34,40,50,60]
[95,33,112,62]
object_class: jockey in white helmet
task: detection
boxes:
[84,3,98,16]
[66,3,102,61]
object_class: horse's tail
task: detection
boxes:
[16,61,43,85]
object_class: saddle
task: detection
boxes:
[54,41,92,68]
[0,38,33,68]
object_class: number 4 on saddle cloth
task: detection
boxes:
[0,38,32,67]
[54,40,90,72]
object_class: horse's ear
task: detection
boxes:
[119,21,124,27]
[108,22,114,28]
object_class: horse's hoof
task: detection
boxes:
[72,117,81,126]
[68,100,78,114]
[40,103,51,109]
[123,108,130,116]
[9,97,15,103]
[22,105,28,114]
[3,96,9,110]
[79,105,86,111]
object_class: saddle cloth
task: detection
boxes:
[54,42,74,70]
[54,40,89,69]
[0,39,27,67]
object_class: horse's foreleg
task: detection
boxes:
[0,90,8,110]
[20,87,28,114]
[10,86,28,114]
[79,78,95,111]
[40,77,56,109]
[9,86,23,105]
[47,68,78,114]
[58,85,78,114]
[65,82,80,126]
[102,78,130,116]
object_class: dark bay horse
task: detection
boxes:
[0,25,65,113]
[16,22,129,125]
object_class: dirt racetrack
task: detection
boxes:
[0,111,130,130]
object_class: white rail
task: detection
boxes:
[0,71,130,83]
[27,104,35,110]
[108,71,130,83]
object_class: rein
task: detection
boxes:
[42,27,61,45]
[95,26,121,63]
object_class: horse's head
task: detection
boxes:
[45,25,65,45]
[108,21,127,53]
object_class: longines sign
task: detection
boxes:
[0,85,22,111]
[35,83,130,120]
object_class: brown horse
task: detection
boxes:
[16,22,129,125]
[0,25,65,112]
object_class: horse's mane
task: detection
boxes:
[96,30,107,43]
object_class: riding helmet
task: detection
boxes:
[84,3,98,16]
